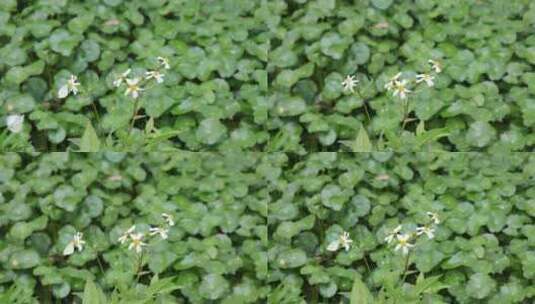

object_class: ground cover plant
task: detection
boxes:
[268,152,535,303]
[2,152,535,303]
[3,1,535,152]
[0,0,268,151]
[0,152,268,303]
[268,0,535,152]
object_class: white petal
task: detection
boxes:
[58,85,69,98]
[327,240,340,252]
[63,242,75,256]
[126,78,139,86]
[6,115,24,133]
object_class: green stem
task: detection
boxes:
[95,254,105,275]
[129,99,140,134]
[363,253,372,273]
[91,100,100,124]
[400,250,412,286]
[135,250,144,285]
[355,89,371,122]
[400,99,410,131]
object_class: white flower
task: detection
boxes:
[128,233,147,254]
[124,78,143,99]
[416,225,435,239]
[113,69,131,87]
[327,231,353,252]
[118,225,136,244]
[428,59,442,73]
[162,213,175,226]
[384,224,402,244]
[392,79,411,100]
[157,56,170,70]
[341,75,359,93]
[58,75,81,98]
[416,74,435,87]
[145,70,165,83]
[384,72,402,91]
[327,239,340,252]
[149,226,169,240]
[63,232,85,256]
[394,233,414,255]
[6,114,24,133]
[427,212,440,224]
[339,231,353,251]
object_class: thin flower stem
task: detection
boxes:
[400,250,412,286]
[91,101,100,124]
[126,76,160,134]
[400,99,410,131]
[355,89,371,122]
[88,243,105,275]
[129,98,140,134]
[96,254,105,275]
[135,250,144,285]
[363,253,372,273]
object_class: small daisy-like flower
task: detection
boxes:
[157,56,171,70]
[145,70,165,83]
[394,233,414,255]
[6,114,24,133]
[58,75,81,98]
[63,232,86,256]
[416,74,435,87]
[384,224,402,244]
[416,225,435,239]
[162,213,175,226]
[128,233,147,253]
[384,72,402,91]
[113,69,131,87]
[392,79,411,100]
[149,226,169,240]
[339,231,353,251]
[427,212,440,224]
[327,231,353,252]
[118,225,136,244]
[124,78,143,99]
[428,59,442,73]
[341,75,359,93]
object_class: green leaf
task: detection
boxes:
[275,97,307,116]
[49,29,79,56]
[466,273,496,299]
[350,275,373,304]
[341,127,373,152]
[196,118,227,145]
[415,127,451,148]
[8,249,40,269]
[371,0,393,10]
[320,32,349,60]
[466,121,496,148]
[199,274,230,300]
[277,249,307,268]
[82,280,106,304]
[79,121,101,152]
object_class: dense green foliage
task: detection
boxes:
[3,0,535,151]
[269,152,535,303]
[2,152,535,303]
[269,0,535,152]
[0,153,268,303]
[0,0,268,151]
